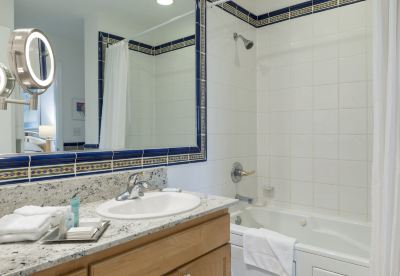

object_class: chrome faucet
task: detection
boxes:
[116,172,150,201]
[235,194,254,204]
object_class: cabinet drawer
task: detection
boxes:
[90,214,230,276]
[62,268,87,276]
[168,245,231,276]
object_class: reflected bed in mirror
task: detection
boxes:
[0,0,205,161]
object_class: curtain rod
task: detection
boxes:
[123,0,230,42]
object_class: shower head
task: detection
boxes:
[233,32,254,50]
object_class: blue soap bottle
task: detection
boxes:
[70,197,80,227]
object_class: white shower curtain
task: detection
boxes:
[100,41,129,150]
[370,0,400,275]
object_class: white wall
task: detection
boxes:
[256,1,372,221]
[167,7,258,199]
[126,51,156,149]
[126,45,196,150]
[0,0,16,154]
[154,46,196,148]
[14,13,86,146]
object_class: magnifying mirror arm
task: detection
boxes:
[0,95,38,110]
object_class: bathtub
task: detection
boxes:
[230,206,370,276]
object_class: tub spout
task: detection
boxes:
[235,194,253,204]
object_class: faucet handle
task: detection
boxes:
[128,171,144,184]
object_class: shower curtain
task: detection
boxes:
[99,41,129,150]
[370,0,400,275]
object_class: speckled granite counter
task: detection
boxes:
[0,193,237,276]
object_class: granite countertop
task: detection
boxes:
[0,193,237,276]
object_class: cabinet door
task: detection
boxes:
[62,268,87,276]
[169,245,231,276]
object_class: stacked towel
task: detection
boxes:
[0,214,51,244]
[243,228,296,276]
[14,205,69,227]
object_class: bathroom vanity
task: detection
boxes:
[0,191,236,276]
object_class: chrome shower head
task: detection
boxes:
[233,32,254,50]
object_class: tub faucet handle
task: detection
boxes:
[231,162,256,183]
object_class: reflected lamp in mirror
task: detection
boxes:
[39,125,56,152]
[0,28,55,110]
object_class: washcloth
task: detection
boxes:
[14,205,68,227]
[66,227,98,240]
[0,214,50,236]
[0,221,50,243]
[243,228,296,276]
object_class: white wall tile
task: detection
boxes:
[293,87,313,110]
[313,84,338,109]
[291,135,313,158]
[313,9,339,37]
[313,159,339,185]
[339,134,368,160]
[270,134,291,156]
[291,158,313,182]
[292,111,313,134]
[313,59,338,85]
[339,54,367,83]
[339,82,368,108]
[254,1,371,220]
[291,181,314,206]
[340,186,368,214]
[339,160,368,187]
[313,135,338,159]
[339,108,367,134]
[270,157,291,179]
[313,110,338,134]
[315,183,339,210]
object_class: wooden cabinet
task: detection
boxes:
[61,269,87,276]
[166,245,231,276]
[34,210,230,276]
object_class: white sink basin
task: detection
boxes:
[96,192,201,220]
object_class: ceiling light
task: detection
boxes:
[157,0,174,6]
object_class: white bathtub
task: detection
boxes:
[230,206,370,276]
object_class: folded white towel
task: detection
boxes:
[0,221,50,243]
[243,228,296,276]
[14,205,68,216]
[0,214,51,235]
[14,205,68,227]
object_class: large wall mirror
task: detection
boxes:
[0,0,206,167]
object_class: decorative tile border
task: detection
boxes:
[99,33,196,57]
[0,0,207,186]
[0,149,205,184]
[208,0,366,28]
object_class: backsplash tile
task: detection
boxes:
[0,168,167,217]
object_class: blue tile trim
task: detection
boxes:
[64,142,85,147]
[83,144,99,149]
[0,0,207,185]
[0,156,29,169]
[208,0,366,28]
[76,151,113,163]
[31,153,76,166]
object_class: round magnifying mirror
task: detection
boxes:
[8,28,55,95]
[0,63,15,98]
